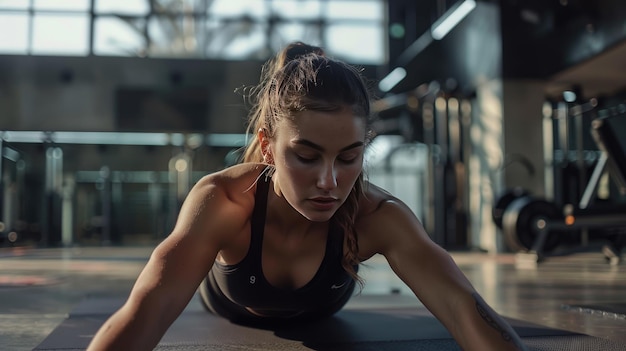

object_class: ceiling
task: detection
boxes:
[546,39,626,99]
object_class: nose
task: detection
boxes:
[316,161,337,191]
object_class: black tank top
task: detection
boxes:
[208,175,354,317]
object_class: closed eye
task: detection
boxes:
[296,155,318,163]
[338,156,358,164]
[338,151,361,164]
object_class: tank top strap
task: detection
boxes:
[327,218,345,259]
[251,170,344,264]
[250,172,271,257]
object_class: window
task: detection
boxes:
[34,0,90,11]
[326,23,385,64]
[0,13,28,53]
[0,0,29,10]
[270,22,323,53]
[94,17,147,56]
[270,0,322,20]
[32,13,90,56]
[0,0,387,65]
[95,0,149,16]
[208,0,267,19]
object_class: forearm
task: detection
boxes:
[87,304,165,351]
[453,292,528,351]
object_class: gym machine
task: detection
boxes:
[497,108,626,265]
[0,131,247,246]
[0,140,25,245]
[372,82,473,250]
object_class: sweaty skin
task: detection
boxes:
[260,106,366,224]
[87,108,527,351]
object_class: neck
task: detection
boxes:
[265,180,322,236]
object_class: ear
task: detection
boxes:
[258,128,273,163]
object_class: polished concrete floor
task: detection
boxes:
[1,243,626,351]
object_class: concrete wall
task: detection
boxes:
[502,80,548,197]
[467,79,549,253]
[468,78,505,252]
[0,55,262,133]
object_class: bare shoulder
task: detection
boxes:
[172,163,266,245]
[355,181,428,258]
[357,181,415,218]
[195,163,266,204]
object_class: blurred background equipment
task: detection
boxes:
[495,104,626,265]
[1,0,626,256]
[0,131,245,246]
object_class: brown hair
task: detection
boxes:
[242,42,373,286]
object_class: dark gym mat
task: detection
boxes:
[35,296,626,351]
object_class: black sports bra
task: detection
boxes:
[208,174,354,317]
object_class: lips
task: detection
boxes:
[309,197,339,210]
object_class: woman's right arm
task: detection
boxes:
[87,174,251,351]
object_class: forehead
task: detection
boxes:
[279,108,366,144]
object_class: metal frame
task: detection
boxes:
[515,111,626,266]
[1,131,247,148]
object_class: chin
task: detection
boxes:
[300,210,337,223]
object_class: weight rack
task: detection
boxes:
[502,108,626,266]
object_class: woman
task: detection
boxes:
[88,42,527,351]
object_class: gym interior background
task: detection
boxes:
[1,0,626,260]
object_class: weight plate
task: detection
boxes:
[492,187,531,229]
[502,196,562,252]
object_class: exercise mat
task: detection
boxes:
[35,295,626,351]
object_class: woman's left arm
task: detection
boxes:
[359,199,528,351]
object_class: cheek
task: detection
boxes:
[338,163,363,186]
[288,166,315,193]
[279,153,307,173]
[275,155,311,189]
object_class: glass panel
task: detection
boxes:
[95,0,149,15]
[148,15,204,58]
[94,16,146,56]
[269,0,321,20]
[325,0,383,21]
[270,22,322,52]
[325,23,385,64]
[33,0,90,11]
[207,0,267,20]
[32,14,90,56]
[0,0,29,9]
[0,13,28,53]
[153,0,207,14]
[205,19,267,59]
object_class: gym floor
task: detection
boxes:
[1,244,625,351]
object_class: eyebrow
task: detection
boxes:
[294,139,364,152]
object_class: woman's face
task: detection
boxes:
[268,106,366,222]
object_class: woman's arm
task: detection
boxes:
[359,198,528,351]
[87,175,250,351]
